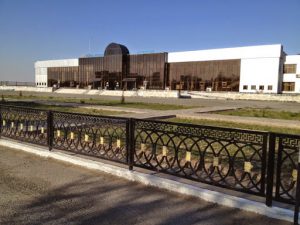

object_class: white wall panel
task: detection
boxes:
[35,59,78,68]
[168,44,282,63]
[34,58,79,87]
[283,55,300,93]
[239,58,281,93]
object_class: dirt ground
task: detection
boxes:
[0,145,292,225]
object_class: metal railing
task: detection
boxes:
[133,119,268,196]
[274,133,300,204]
[52,111,129,164]
[0,104,300,209]
[0,81,36,86]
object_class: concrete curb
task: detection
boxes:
[0,139,296,223]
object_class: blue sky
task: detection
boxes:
[0,0,299,81]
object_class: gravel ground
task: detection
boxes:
[0,145,292,225]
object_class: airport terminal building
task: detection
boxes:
[35,43,300,93]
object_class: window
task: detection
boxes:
[284,64,296,74]
[282,82,295,91]
[268,85,273,90]
[259,85,264,90]
[251,85,256,90]
[243,85,248,90]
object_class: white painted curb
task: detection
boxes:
[0,139,296,223]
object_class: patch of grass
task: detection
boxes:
[168,118,300,135]
[4,102,126,116]
[214,108,300,121]
[1,94,196,110]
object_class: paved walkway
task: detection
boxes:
[4,96,300,129]
[2,90,300,111]
[0,146,291,225]
[35,100,300,129]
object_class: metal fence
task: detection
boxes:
[274,134,300,204]
[0,105,48,146]
[134,119,268,196]
[0,104,300,207]
[0,81,36,86]
[52,111,129,164]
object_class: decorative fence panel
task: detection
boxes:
[133,119,268,196]
[1,104,300,207]
[52,111,129,164]
[0,105,48,146]
[275,134,300,204]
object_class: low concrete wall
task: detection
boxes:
[0,86,53,92]
[55,88,88,94]
[100,90,137,97]
[54,88,179,98]
[138,90,179,98]
[189,91,300,102]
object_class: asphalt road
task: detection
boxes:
[1,90,300,112]
[0,145,292,225]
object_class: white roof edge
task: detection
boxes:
[168,44,282,54]
[35,58,79,68]
[168,44,283,63]
[35,58,78,63]
[285,55,300,58]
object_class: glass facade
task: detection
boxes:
[282,82,295,91]
[78,55,125,89]
[168,59,240,91]
[47,43,241,91]
[48,67,79,87]
[128,53,167,90]
[283,64,296,74]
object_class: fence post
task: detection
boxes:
[266,132,276,207]
[294,148,300,225]
[47,110,53,151]
[126,119,130,165]
[0,105,2,138]
[127,118,135,171]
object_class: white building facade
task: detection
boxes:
[168,44,284,93]
[282,55,300,93]
[35,44,300,94]
[35,59,79,88]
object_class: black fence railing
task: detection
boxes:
[0,81,36,86]
[0,105,48,146]
[134,119,268,196]
[275,133,300,204]
[52,111,129,164]
[0,104,300,208]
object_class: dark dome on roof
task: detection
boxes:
[104,43,129,56]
